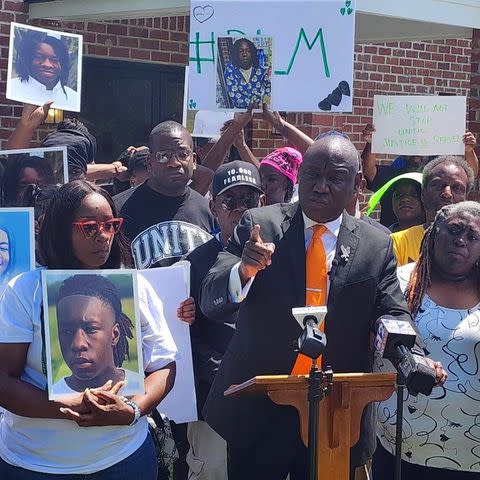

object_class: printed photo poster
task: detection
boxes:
[7,22,83,112]
[216,35,273,110]
[139,261,197,424]
[189,0,355,112]
[42,270,145,400]
[372,95,467,156]
[0,146,67,208]
[0,207,35,296]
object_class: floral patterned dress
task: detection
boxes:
[223,64,271,109]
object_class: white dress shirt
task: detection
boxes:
[228,212,343,302]
[7,75,80,112]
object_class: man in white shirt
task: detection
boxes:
[8,32,80,111]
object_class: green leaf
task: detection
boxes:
[340,7,345,15]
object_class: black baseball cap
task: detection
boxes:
[212,161,263,198]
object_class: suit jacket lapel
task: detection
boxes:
[327,213,359,306]
[280,203,306,307]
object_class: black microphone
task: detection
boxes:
[374,315,436,396]
[328,258,339,279]
[295,311,327,360]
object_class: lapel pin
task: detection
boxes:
[340,245,350,263]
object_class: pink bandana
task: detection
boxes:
[260,147,303,185]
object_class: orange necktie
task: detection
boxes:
[291,225,327,375]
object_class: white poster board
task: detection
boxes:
[7,23,83,112]
[139,262,197,423]
[372,95,467,156]
[189,0,355,112]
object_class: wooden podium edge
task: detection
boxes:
[224,372,397,397]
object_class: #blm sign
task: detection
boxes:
[372,95,466,156]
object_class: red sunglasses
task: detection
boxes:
[73,218,124,239]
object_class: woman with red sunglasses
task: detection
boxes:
[0,180,185,479]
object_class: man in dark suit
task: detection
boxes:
[200,135,447,480]
[186,161,264,480]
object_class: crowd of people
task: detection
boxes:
[0,97,478,480]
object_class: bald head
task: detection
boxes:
[303,135,360,174]
[298,135,362,223]
[149,121,193,150]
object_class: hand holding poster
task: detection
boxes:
[372,95,467,156]
[189,0,355,112]
[42,270,145,400]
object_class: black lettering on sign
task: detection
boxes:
[132,221,212,268]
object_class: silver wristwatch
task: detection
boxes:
[120,396,141,426]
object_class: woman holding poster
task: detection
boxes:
[0,181,179,479]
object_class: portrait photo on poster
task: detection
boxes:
[41,270,145,400]
[0,207,35,296]
[0,146,67,208]
[216,36,273,110]
[6,22,83,112]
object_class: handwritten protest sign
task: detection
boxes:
[372,95,466,156]
[189,0,356,112]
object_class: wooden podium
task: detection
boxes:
[225,372,396,480]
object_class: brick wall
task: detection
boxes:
[0,0,475,162]
[251,39,472,158]
[469,29,480,138]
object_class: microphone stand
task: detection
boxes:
[307,359,333,480]
[394,373,406,480]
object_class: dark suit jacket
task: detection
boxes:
[200,202,416,466]
[186,237,237,415]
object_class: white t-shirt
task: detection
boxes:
[375,263,480,472]
[7,76,80,112]
[0,268,177,474]
[51,368,144,398]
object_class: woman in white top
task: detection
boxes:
[374,201,480,480]
[0,180,177,479]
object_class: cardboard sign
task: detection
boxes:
[140,262,198,424]
[372,95,467,156]
[189,0,356,112]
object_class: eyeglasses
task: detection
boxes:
[219,192,260,211]
[155,149,193,164]
[73,218,124,239]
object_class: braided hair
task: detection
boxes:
[405,201,480,317]
[58,274,134,367]
[231,38,259,68]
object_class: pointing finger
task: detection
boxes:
[250,224,262,243]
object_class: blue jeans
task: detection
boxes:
[0,432,157,479]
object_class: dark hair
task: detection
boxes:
[38,180,132,269]
[405,201,480,317]
[58,274,134,367]
[149,121,192,150]
[22,183,61,220]
[422,155,474,194]
[284,178,294,202]
[231,38,259,69]
[57,118,90,135]
[16,30,70,91]
[1,155,54,206]
[230,38,259,68]
[392,178,422,197]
